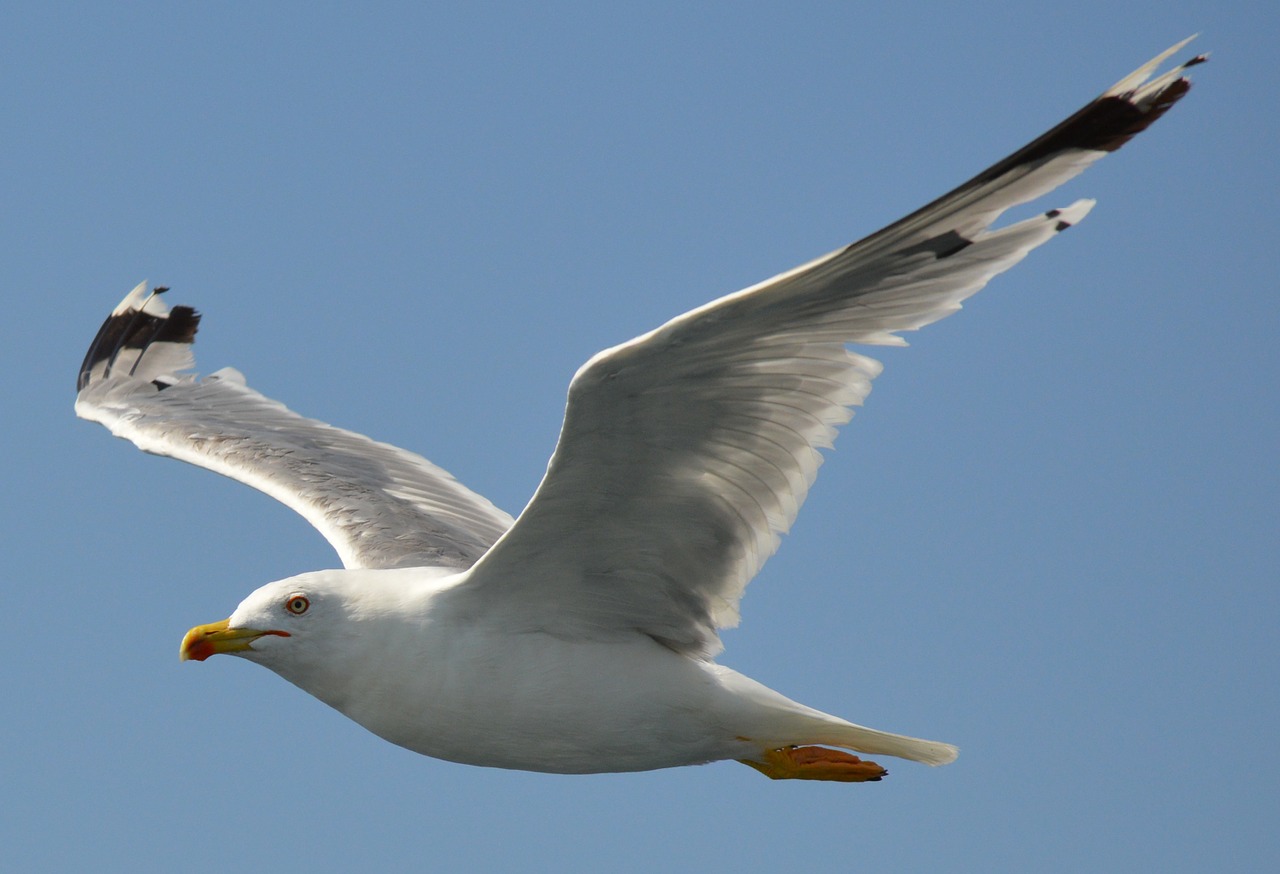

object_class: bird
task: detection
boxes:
[75,40,1202,782]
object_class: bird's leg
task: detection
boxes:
[739,746,888,782]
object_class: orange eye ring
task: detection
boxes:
[285,594,310,615]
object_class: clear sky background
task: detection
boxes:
[3,2,1275,872]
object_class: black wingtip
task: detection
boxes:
[964,48,1202,192]
[161,306,201,345]
[76,287,201,392]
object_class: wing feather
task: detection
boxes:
[75,283,513,570]
[458,42,1203,655]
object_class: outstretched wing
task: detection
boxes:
[75,282,514,570]
[457,41,1205,656]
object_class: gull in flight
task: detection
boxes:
[76,41,1202,782]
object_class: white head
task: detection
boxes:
[178,568,439,698]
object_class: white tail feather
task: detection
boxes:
[811,720,959,766]
[715,666,959,766]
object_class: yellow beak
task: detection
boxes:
[180,618,289,662]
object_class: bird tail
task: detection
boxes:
[714,665,958,766]
[804,719,959,766]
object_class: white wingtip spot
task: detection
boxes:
[110,280,151,315]
[109,281,173,318]
[1055,198,1096,228]
[1103,35,1198,98]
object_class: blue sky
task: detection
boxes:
[3,2,1276,871]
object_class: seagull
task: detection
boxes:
[75,41,1202,782]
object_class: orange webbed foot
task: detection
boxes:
[739,745,888,782]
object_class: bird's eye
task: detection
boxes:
[285,594,310,615]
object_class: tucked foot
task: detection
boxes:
[739,746,888,782]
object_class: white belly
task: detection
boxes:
[327,626,751,773]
